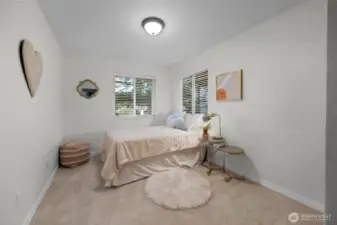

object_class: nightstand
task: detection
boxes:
[203,138,245,182]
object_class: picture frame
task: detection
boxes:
[216,70,243,101]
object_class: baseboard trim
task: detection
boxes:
[22,167,58,225]
[258,178,324,212]
[227,166,324,212]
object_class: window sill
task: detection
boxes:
[114,114,156,119]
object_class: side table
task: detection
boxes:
[203,142,245,182]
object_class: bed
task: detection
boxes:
[100,125,205,187]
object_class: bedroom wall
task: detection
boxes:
[169,0,326,211]
[0,1,64,225]
[326,0,337,222]
[63,55,171,152]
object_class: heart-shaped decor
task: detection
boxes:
[19,40,43,97]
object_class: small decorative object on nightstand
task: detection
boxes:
[202,113,222,137]
[200,112,221,144]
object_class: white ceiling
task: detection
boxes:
[39,0,306,66]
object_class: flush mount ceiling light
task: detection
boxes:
[142,17,165,36]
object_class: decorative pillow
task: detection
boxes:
[175,116,186,130]
[185,114,193,129]
[187,114,204,132]
[166,116,176,128]
[166,112,187,130]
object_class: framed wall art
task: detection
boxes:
[216,70,243,101]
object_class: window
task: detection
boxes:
[182,70,208,114]
[115,76,155,116]
[182,76,193,114]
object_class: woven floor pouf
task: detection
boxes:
[59,141,91,168]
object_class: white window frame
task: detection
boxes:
[181,70,208,115]
[113,74,156,116]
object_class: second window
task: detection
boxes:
[182,70,208,114]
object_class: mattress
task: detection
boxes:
[100,126,202,186]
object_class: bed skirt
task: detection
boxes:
[102,147,205,187]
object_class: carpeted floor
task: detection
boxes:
[30,157,322,225]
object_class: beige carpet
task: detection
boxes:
[31,157,322,225]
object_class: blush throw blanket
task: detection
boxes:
[101,126,202,186]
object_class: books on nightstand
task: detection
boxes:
[209,136,227,149]
[209,136,225,143]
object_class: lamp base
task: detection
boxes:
[212,136,223,140]
[202,128,209,136]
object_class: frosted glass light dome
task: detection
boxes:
[142,17,165,36]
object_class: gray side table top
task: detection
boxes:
[209,142,245,155]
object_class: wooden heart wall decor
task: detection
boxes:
[19,40,43,97]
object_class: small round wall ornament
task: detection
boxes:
[76,79,99,99]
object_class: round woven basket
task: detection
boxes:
[59,141,91,168]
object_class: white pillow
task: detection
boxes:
[166,112,187,130]
[175,117,186,130]
[187,114,204,132]
[166,116,176,128]
[185,114,193,129]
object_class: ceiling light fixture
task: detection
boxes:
[142,17,165,36]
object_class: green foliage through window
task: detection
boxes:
[182,70,208,114]
[115,76,154,116]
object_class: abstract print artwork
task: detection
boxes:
[216,70,243,101]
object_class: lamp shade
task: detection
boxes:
[203,113,217,122]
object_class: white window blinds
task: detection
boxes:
[136,78,153,115]
[182,70,208,114]
[115,76,154,116]
[195,70,208,114]
[182,76,193,114]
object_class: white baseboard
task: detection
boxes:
[227,166,324,212]
[258,178,324,212]
[22,167,58,225]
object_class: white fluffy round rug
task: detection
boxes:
[145,168,212,210]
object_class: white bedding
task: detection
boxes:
[100,126,202,186]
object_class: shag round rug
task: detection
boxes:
[145,168,212,210]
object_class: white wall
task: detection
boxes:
[326,0,337,221]
[0,1,64,225]
[170,0,326,210]
[63,55,171,151]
